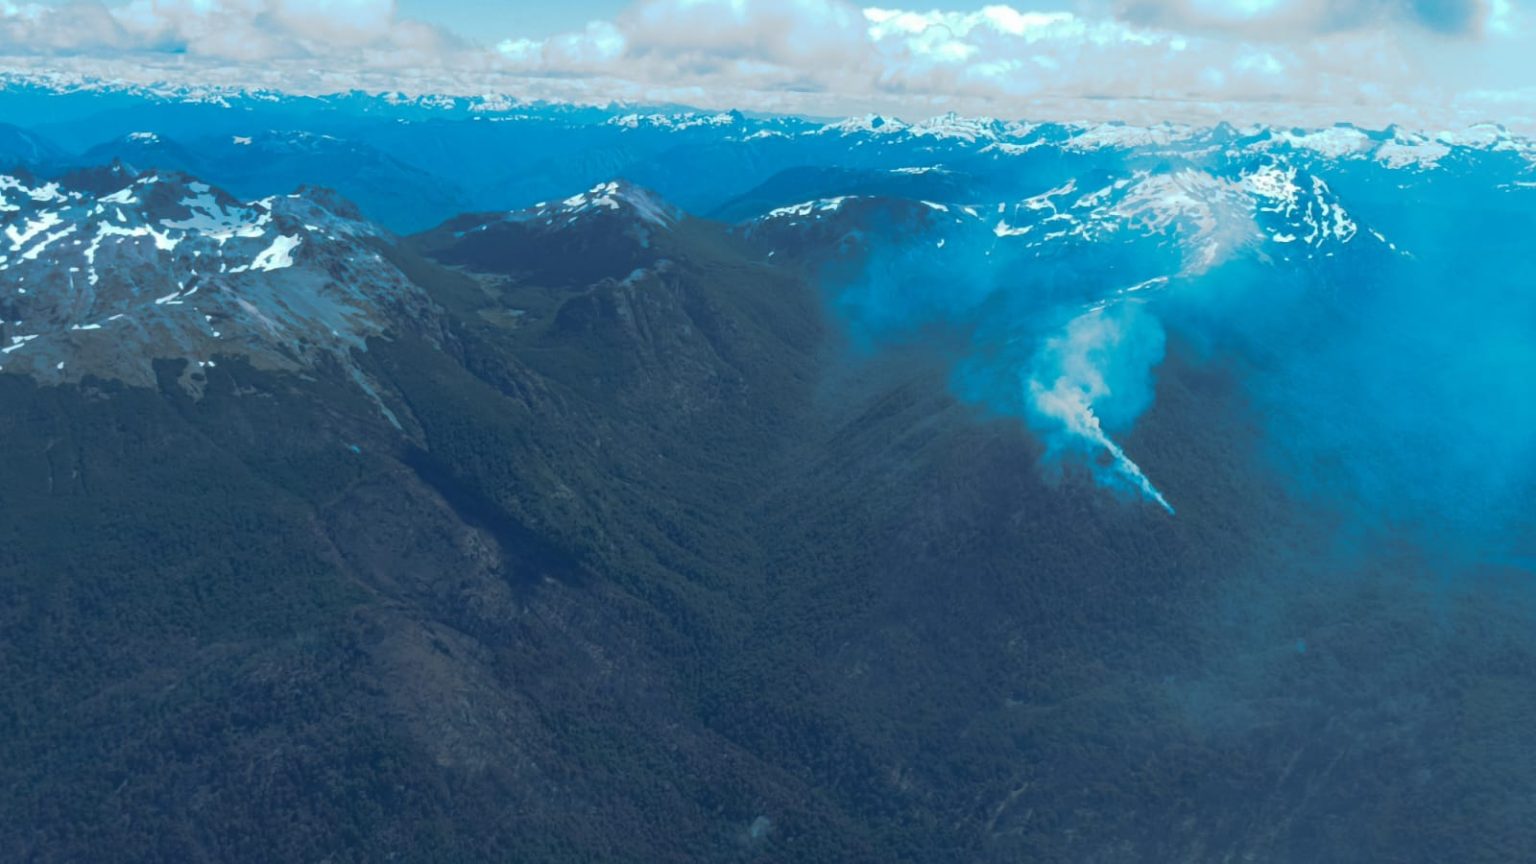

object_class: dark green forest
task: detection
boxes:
[3,212,1536,864]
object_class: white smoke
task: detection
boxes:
[1025,301,1174,514]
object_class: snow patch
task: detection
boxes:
[250,234,302,271]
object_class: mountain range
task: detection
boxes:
[3,83,1536,862]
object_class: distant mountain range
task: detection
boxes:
[2,73,1531,236]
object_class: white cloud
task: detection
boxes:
[473,0,1536,127]
[0,0,458,63]
[2,0,1534,130]
[498,20,626,69]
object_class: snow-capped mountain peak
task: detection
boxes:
[821,114,911,136]
[519,179,681,231]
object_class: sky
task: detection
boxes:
[2,0,1535,129]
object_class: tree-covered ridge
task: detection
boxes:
[1,138,1534,862]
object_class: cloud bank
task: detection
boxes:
[2,0,1534,128]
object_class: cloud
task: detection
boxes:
[1,0,1533,128]
[0,2,129,53]
[475,0,1535,126]
[1103,0,1501,37]
[0,0,459,63]
[496,0,874,99]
